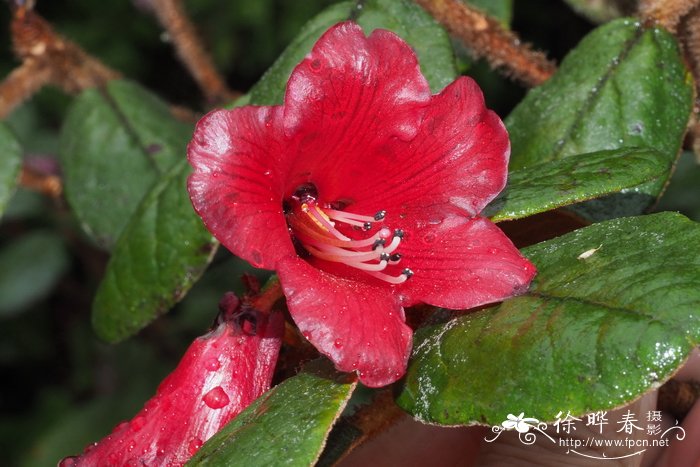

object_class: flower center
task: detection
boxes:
[285,184,413,284]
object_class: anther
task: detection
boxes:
[402,268,414,278]
[389,253,401,262]
[363,222,372,231]
[372,239,386,250]
[394,229,404,238]
[374,210,386,221]
[379,252,390,261]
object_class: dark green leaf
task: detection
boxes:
[486,147,670,222]
[562,0,630,23]
[355,0,457,92]
[0,123,22,218]
[0,231,69,317]
[189,362,356,466]
[506,19,693,218]
[92,160,217,342]
[60,80,191,248]
[396,212,700,425]
[248,2,353,105]
[465,0,512,25]
[248,0,457,105]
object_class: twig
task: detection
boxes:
[0,4,120,119]
[0,60,51,119]
[149,0,236,105]
[19,162,62,198]
[414,0,556,87]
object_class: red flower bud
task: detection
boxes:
[60,297,283,466]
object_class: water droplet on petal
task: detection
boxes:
[310,58,322,70]
[188,438,203,455]
[302,331,311,340]
[59,457,78,467]
[422,233,436,244]
[334,339,342,348]
[428,217,443,225]
[112,421,129,433]
[130,415,146,432]
[203,386,230,409]
[204,357,221,371]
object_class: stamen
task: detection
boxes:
[286,190,411,285]
[366,268,413,284]
[302,202,350,241]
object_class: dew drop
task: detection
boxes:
[351,361,359,369]
[188,438,204,456]
[59,456,78,467]
[428,216,443,225]
[113,421,129,433]
[334,339,342,348]
[422,233,436,244]
[302,331,311,340]
[310,58,322,70]
[250,250,263,267]
[204,357,221,371]
[203,386,230,409]
[130,415,146,432]
[263,169,272,176]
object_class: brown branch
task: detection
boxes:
[19,162,62,198]
[414,0,556,87]
[638,0,699,32]
[0,59,51,119]
[150,0,236,105]
[0,5,121,119]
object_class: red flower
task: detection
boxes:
[187,22,536,387]
[61,297,283,467]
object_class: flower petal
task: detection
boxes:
[277,255,412,388]
[187,107,292,269]
[348,77,510,220]
[397,216,536,309]
[63,305,284,466]
[282,21,431,199]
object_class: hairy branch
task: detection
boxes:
[638,0,699,32]
[150,0,235,104]
[0,5,120,119]
[414,0,556,87]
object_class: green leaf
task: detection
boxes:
[0,123,22,218]
[248,2,352,105]
[0,231,69,318]
[60,80,191,249]
[486,147,670,222]
[562,0,629,23]
[92,160,217,342]
[355,0,458,92]
[396,212,700,425]
[188,362,356,466]
[465,0,512,25]
[505,19,693,218]
[248,0,457,105]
